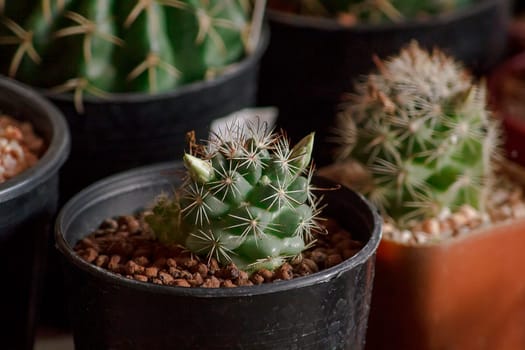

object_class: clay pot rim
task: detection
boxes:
[40,26,269,105]
[0,77,70,202]
[318,160,525,249]
[267,0,500,32]
[381,216,525,249]
[382,160,525,248]
[55,161,382,298]
[382,159,525,249]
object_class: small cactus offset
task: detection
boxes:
[0,0,252,111]
[332,42,500,227]
[147,122,322,271]
[270,0,472,22]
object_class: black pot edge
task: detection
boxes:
[267,0,505,32]
[0,77,70,202]
[41,25,270,105]
[55,161,382,298]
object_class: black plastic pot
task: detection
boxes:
[0,77,70,350]
[258,0,511,165]
[48,28,268,203]
[55,162,382,350]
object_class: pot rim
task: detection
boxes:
[380,217,525,249]
[0,77,70,202]
[42,25,269,105]
[267,0,501,32]
[55,161,382,298]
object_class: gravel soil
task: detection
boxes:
[74,216,364,288]
[0,114,44,183]
[318,160,525,244]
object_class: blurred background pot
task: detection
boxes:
[49,27,268,203]
[488,51,525,167]
[514,0,525,14]
[55,162,382,350]
[258,0,511,164]
[0,77,70,350]
[366,215,525,349]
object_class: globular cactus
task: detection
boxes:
[147,122,322,271]
[270,0,472,22]
[332,42,500,227]
[0,0,252,111]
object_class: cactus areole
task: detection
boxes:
[147,123,322,271]
[0,0,252,111]
[333,42,500,228]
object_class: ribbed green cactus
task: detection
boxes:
[332,42,500,227]
[147,122,322,271]
[270,0,472,22]
[0,0,252,111]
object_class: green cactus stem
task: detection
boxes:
[332,41,500,227]
[147,122,323,271]
[0,0,253,111]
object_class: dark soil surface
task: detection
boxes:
[74,215,364,288]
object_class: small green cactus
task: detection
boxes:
[271,0,472,22]
[147,122,322,271]
[332,42,500,227]
[0,0,253,112]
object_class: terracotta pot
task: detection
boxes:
[488,50,525,168]
[318,162,525,349]
[366,219,525,349]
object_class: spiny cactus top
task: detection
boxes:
[269,0,472,23]
[0,0,252,111]
[147,122,322,271]
[332,42,500,227]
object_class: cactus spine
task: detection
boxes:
[147,123,322,271]
[0,0,251,111]
[332,42,500,227]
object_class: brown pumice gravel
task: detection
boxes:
[319,160,525,244]
[74,215,364,288]
[383,175,525,244]
[0,114,44,183]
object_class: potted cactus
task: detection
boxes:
[258,0,511,165]
[0,0,268,199]
[319,42,525,349]
[55,122,382,349]
[0,77,70,350]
